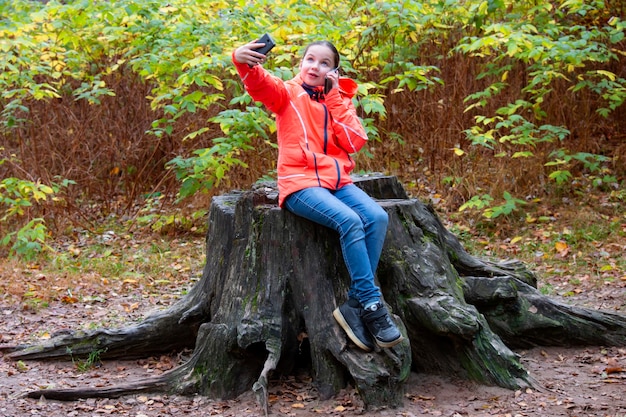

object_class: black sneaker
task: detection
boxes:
[333,299,376,352]
[362,302,403,348]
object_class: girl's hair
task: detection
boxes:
[303,41,340,68]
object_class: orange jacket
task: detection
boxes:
[233,55,368,207]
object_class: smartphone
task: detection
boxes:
[256,33,276,55]
[324,67,340,94]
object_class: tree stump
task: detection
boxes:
[3,175,626,412]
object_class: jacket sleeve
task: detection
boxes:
[325,88,368,154]
[232,52,288,114]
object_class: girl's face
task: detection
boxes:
[299,45,337,87]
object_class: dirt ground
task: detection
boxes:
[1,286,625,417]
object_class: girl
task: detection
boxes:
[232,39,403,351]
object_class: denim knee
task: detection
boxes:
[364,205,388,234]
[372,207,388,228]
[338,209,365,238]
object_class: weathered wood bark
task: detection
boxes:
[3,175,626,412]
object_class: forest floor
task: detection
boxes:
[1,190,625,417]
[1,285,625,417]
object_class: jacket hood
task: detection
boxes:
[338,77,358,98]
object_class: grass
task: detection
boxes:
[68,347,108,372]
[0,226,206,310]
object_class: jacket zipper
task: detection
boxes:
[322,104,341,189]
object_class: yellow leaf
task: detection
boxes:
[596,70,616,81]
[510,236,522,245]
[16,361,29,372]
[159,5,177,13]
[61,295,78,304]
[555,241,568,253]
[39,184,54,194]
[334,405,346,412]
[292,403,305,409]
[453,147,465,156]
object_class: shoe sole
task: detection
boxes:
[332,308,373,352]
[374,334,404,349]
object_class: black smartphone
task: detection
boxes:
[324,67,340,94]
[256,33,275,55]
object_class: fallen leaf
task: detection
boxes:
[555,241,569,256]
[61,295,79,304]
[122,302,139,312]
[15,361,28,372]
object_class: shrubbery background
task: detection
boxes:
[1,0,624,257]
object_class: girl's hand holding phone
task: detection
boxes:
[234,34,275,67]
[324,67,340,93]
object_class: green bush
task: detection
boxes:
[0,0,623,231]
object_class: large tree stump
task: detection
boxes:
[3,175,626,412]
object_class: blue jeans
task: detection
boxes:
[284,184,388,307]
